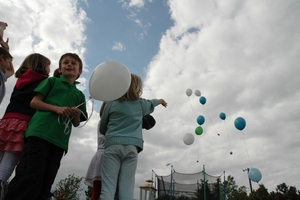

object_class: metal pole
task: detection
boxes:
[203,165,206,200]
[243,168,253,193]
[223,171,226,200]
[170,165,173,200]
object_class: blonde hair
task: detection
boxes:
[118,74,142,102]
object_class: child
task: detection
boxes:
[85,102,156,200]
[0,53,50,197]
[0,21,14,84]
[84,103,105,200]
[4,53,87,200]
[85,120,105,200]
[0,47,13,104]
[99,74,167,200]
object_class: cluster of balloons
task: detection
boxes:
[89,61,131,101]
[186,88,201,97]
[183,89,204,145]
[184,89,262,182]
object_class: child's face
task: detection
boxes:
[0,56,12,73]
[59,56,82,79]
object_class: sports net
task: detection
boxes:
[153,168,224,200]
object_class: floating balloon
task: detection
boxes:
[248,167,262,183]
[89,61,131,101]
[234,117,246,131]
[183,133,194,145]
[196,115,205,125]
[199,96,206,105]
[186,89,192,97]
[219,112,226,120]
[194,90,201,97]
[195,126,203,135]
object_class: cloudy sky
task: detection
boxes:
[1,0,300,199]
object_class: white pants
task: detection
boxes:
[100,145,138,200]
[0,151,20,182]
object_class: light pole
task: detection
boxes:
[242,168,253,193]
[166,163,174,200]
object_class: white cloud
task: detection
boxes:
[141,0,300,196]
[112,41,126,51]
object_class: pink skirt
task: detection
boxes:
[0,118,28,154]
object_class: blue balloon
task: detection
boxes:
[219,112,226,120]
[197,115,205,125]
[234,117,246,131]
[248,167,262,183]
[199,96,206,105]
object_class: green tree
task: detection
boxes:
[194,179,220,200]
[272,183,300,200]
[85,186,92,200]
[221,175,248,200]
[248,184,269,200]
[52,174,83,200]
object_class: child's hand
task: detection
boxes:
[71,107,81,119]
[56,107,73,117]
[0,38,9,51]
[71,107,82,127]
[159,99,167,107]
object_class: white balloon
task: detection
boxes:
[186,88,192,97]
[194,90,201,97]
[89,61,131,101]
[183,133,195,145]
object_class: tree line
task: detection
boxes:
[7,173,296,200]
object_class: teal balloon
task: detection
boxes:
[195,126,203,135]
[199,96,206,105]
[219,112,226,120]
[234,117,246,131]
[197,115,205,125]
[248,168,262,183]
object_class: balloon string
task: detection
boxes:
[203,106,219,136]
[77,97,94,128]
[188,97,196,116]
[224,120,232,150]
[241,131,252,166]
[57,97,94,135]
[197,136,200,162]
[171,150,188,165]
